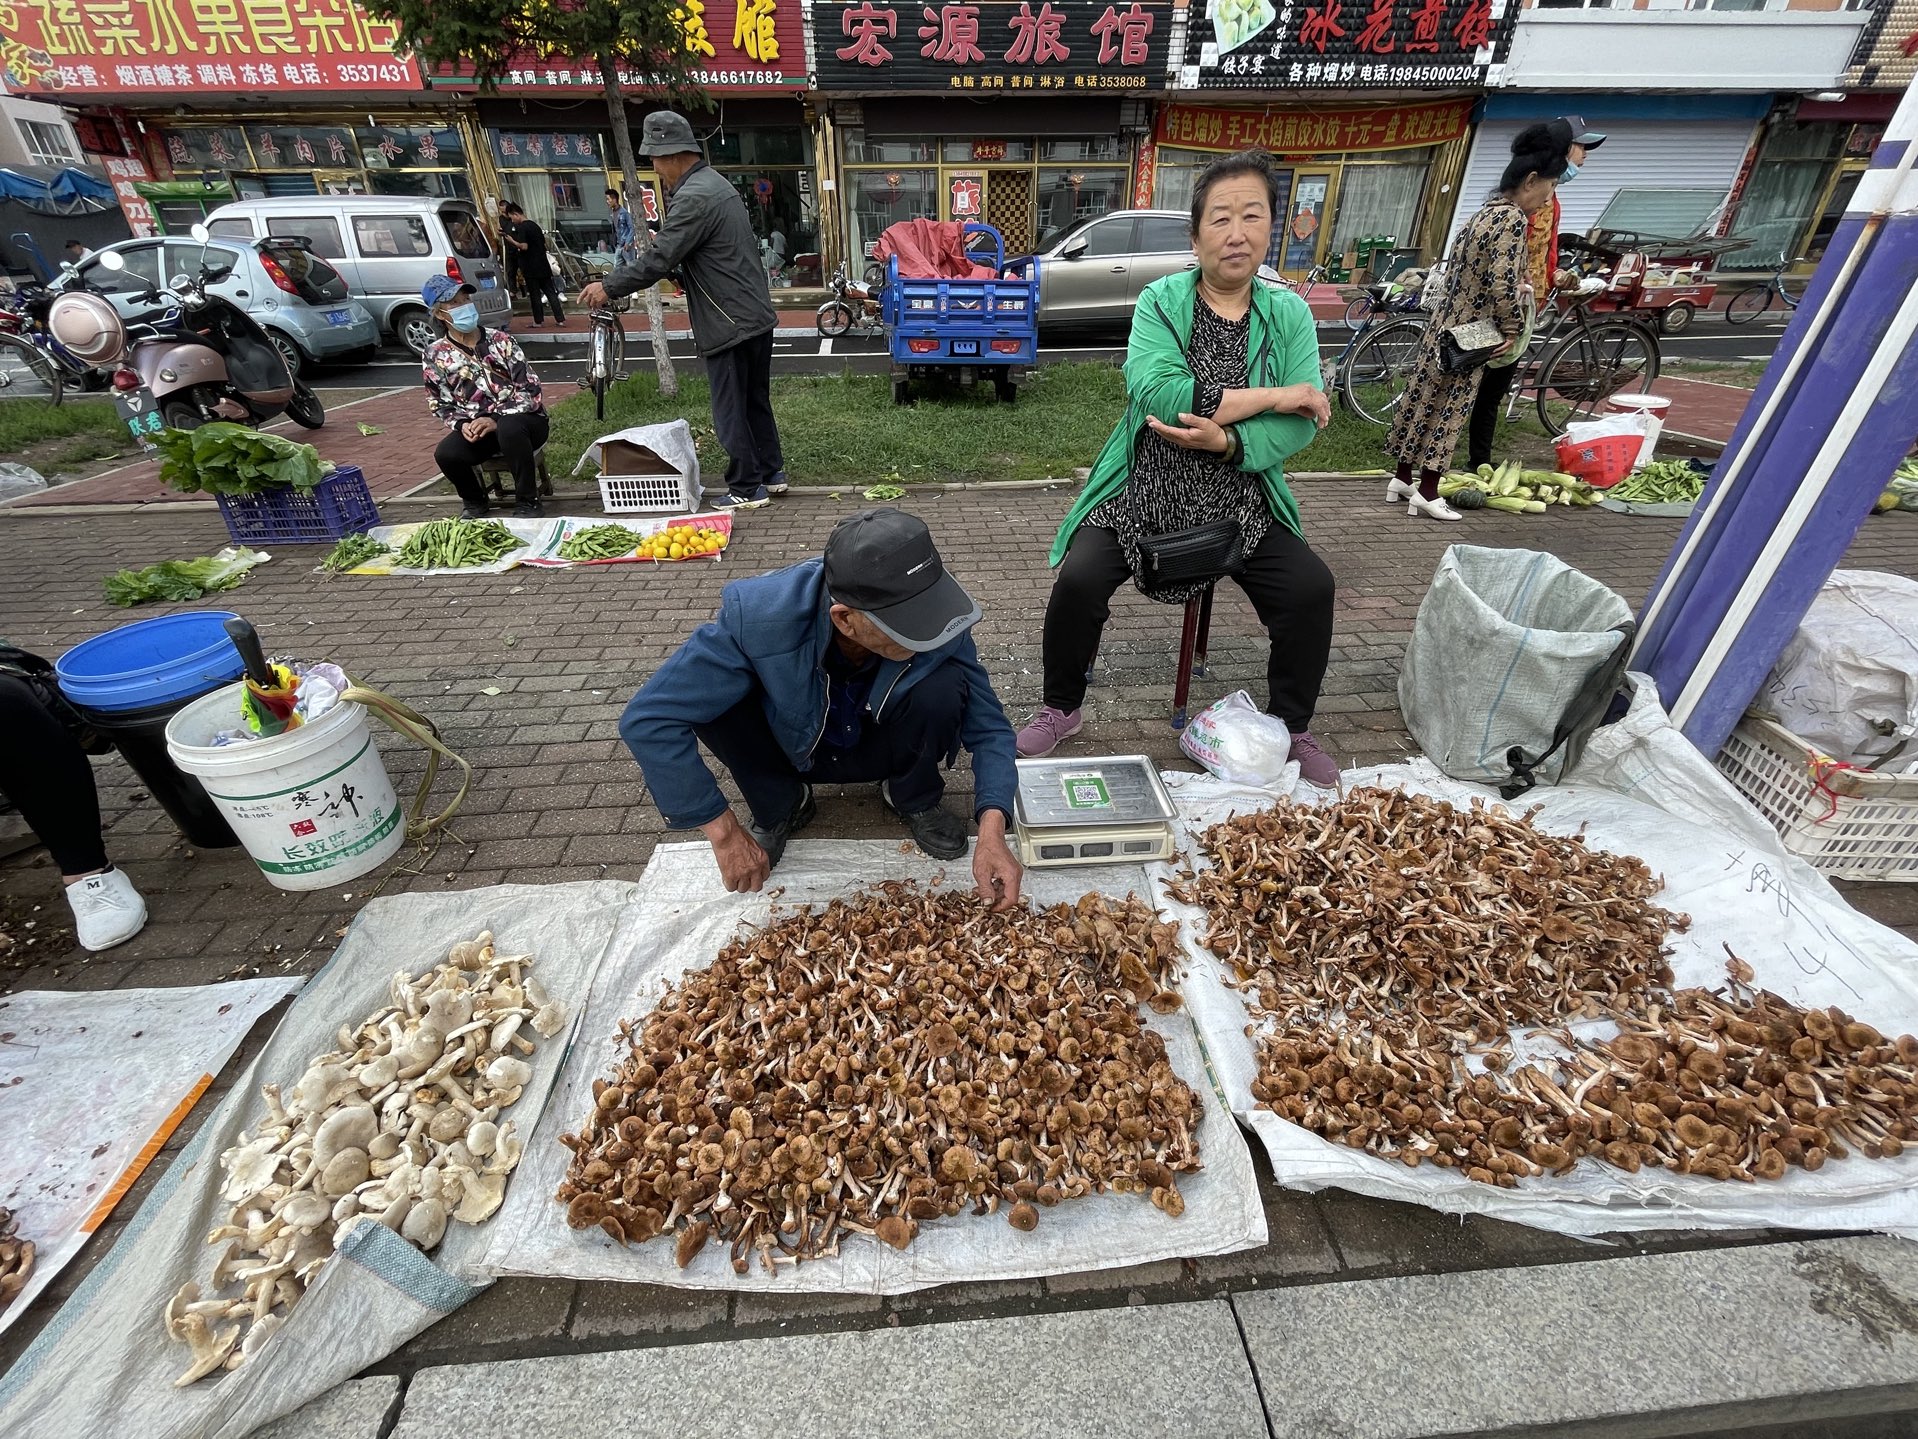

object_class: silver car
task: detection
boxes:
[75,235,378,376]
[1012,208,1287,330]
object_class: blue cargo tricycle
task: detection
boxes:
[882,223,1039,405]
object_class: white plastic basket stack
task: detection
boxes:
[1715,714,1918,882]
[599,469,699,514]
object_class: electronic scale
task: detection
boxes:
[1012,755,1179,868]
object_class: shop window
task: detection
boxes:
[353,214,432,258]
[1034,168,1128,248]
[850,169,937,261]
[368,171,469,201]
[941,139,1034,163]
[1327,162,1428,262]
[846,132,938,164]
[1040,137,1119,162]
[265,215,346,260]
[18,119,75,165]
[707,127,807,167]
[551,177,584,212]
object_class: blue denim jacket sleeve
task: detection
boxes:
[618,592,758,830]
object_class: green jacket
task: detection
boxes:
[1049,270,1323,567]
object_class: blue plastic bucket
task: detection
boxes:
[56,610,246,714]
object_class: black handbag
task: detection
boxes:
[1439,318,1506,375]
[0,643,112,755]
[1136,519,1245,596]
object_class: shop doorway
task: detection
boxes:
[985,169,1033,255]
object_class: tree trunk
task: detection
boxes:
[598,52,677,398]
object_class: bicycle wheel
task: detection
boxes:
[0,334,62,405]
[1342,295,1372,332]
[1778,274,1809,310]
[1725,284,1773,325]
[590,325,612,420]
[1535,320,1659,437]
[1339,318,1428,426]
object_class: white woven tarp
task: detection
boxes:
[0,979,301,1338]
[1762,570,1918,772]
[1153,675,1918,1240]
[0,881,634,1439]
[478,840,1268,1293]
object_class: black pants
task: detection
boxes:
[521,268,565,324]
[692,664,966,830]
[1467,361,1519,470]
[0,673,107,875]
[435,410,550,507]
[1041,524,1336,730]
[704,330,786,498]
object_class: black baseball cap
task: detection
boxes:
[823,509,981,653]
[1558,115,1606,149]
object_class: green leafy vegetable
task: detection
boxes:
[154,422,328,496]
[863,482,906,501]
[321,533,390,573]
[103,546,269,607]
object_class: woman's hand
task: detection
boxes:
[1271,383,1331,429]
[1148,412,1233,454]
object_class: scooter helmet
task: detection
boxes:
[47,291,126,366]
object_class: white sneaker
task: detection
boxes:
[65,867,148,951]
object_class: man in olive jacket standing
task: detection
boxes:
[580,112,789,510]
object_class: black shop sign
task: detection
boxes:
[1182,0,1517,89]
[814,0,1174,91]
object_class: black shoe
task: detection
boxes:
[513,500,543,518]
[461,503,491,520]
[880,781,969,860]
[748,784,816,869]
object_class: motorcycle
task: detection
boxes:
[815,264,884,339]
[50,225,324,432]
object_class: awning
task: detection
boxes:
[132,179,236,202]
[0,165,117,209]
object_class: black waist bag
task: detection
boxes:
[1136,519,1244,597]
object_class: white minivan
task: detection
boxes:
[204,196,510,355]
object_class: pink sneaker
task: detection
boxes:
[1290,729,1341,787]
[1016,705,1083,758]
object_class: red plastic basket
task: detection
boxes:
[1554,434,1642,490]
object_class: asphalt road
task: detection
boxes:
[306,313,1790,395]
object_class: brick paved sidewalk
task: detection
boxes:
[4,483,1917,1384]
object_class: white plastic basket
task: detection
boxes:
[1714,714,1918,882]
[598,469,699,514]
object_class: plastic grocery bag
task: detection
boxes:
[0,461,47,501]
[1399,545,1634,796]
[1555,413,1650,489]
[1761,570,1918,773]
[1178,690,1295,788]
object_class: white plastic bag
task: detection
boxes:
[1563,412,1651,451]
[1178,690,1293,787]
[1762,570,1918,772]
[0,461,47,501]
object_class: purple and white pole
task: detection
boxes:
[1632,80,1918,757]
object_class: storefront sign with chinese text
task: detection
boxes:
[490,131,601,170]
[814,0,1173,91]
[1182,0,1514,88]
[1156,99,1471,154]
[0,0,417,96]
[971,140,1008,160]
[429,0,806,94]
[949,171,983,216]
[242,125,357,170]
[159,125,251,171]
[357,126,463,169]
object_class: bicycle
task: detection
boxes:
[1726,254,1811,325]
[1333,309,1430,424]
[582,303,626,420]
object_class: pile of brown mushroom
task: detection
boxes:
[162,931,565,1386]
[557,884,1203,1274]
[0,1206,33,1312]
[1174,790,1918,1186]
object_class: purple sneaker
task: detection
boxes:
[1290,729,1341,787]
[1016,705,1083,758]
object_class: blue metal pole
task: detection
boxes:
[1632,84,1918,757]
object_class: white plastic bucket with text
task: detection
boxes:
[164,683,404,891]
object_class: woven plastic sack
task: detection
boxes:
[1399,545,1635,796]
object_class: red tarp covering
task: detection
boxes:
[874,220,997,280]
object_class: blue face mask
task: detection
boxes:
[446,303,480,332]
[1560,160,1580,183]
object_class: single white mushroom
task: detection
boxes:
[454,1171,506,1224]
[400,1197,448,1251]
[238,1311,283,1364]
[355,1053,398,1090]
[275,1191,332,1232]
[319,1147,371,1197]
[219,1140,282,1205]
[163,1281,201,1342]
[484,1055,532,1091]
[173,1313,240,1387]
[465,1120,499,1159]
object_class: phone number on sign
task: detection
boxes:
[334,63,415,84]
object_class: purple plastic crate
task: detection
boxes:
[215,465,380,545]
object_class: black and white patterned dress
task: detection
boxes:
[1086,294,1270,606]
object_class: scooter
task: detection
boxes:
[61,226,324,431]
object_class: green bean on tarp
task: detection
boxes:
[393,519,521,570]
[556,524,643,562]
[1611,460,1706,505]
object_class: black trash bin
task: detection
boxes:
[57,611,247,849]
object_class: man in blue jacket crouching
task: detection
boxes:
[620,509,1025,910]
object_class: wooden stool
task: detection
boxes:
[482,444,555,499]
[1085,582,1217,730]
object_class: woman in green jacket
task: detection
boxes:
[1015,150,1342,786]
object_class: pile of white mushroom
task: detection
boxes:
[0,1206,33,1313]
[162,931,566,1387]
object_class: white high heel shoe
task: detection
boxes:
[1407,492,1463,522]
[1385,476,1419,503]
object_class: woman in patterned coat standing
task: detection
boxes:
[1384,149,1564,521]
